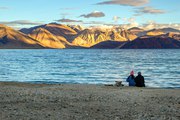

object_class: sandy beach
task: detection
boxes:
[0,82,180,120]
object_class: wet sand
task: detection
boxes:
[0,82,180,120]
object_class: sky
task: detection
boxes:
[0,0,180,29]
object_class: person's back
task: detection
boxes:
[135,72,145,87]
[126,71,136,86]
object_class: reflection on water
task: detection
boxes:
[0,49,179,88]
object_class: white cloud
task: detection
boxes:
[128,17,136,23]
[96,0,149,6]
[55,18,83,23]
[113,16,120,22]
[83,21,106,25]
[135,6,166,15]
[142,20,180,30]
[121,17,139,29]
[121,17,136,23]
[80,11,105,18]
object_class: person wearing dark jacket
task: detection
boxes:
[135,72,145,87]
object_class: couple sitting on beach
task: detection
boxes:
[126,71,145,87]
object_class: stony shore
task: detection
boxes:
[0,82,180,120]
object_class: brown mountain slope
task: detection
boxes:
[72,29,110,47]
[28,28,66,48]
[68,25,84,32]
[72,28,137,47]
[119,30,137,40]
[167,32,180,40]
[44,23,77,41]
[128,27,144,35]
[20,23,77,42]
[0,24,44,49]
[146,29,165,36]
[128,27,145,37]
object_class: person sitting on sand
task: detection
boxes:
[126,70,136,86]
[135,72,145,87]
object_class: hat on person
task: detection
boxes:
[138,72,141,75]
[130,70,134,75]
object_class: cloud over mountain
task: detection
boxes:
[96,0,149,6]
[142,22,180,30]
[56,19,83,23]
[83,21,106,25]
[0,20,43,26]
[135,7,166,15]
[0,7,9,10]
[80,11,105,18]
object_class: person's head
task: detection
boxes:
[138,72,141,75]
[130,70,134,75]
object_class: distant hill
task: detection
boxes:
[91,40,125,49]
[131,27,180,37]
[146,28,180,36]
[128,27,144,31]
[91,35,180,49]
[0,24,44,49]
[120,36,180,49]
[160,28,180,33]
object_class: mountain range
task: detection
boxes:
[0,23,180,49]
[0,24,44,49]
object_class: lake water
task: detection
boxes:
[0,49,179,88]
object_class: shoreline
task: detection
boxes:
[1,81,180,89]
[0,81,180,120]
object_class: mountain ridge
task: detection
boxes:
[0,23,180,49]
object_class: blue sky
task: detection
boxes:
[0,0,180,29]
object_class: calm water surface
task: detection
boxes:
[0,49,179,88]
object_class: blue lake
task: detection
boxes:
[0,49,179,88]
